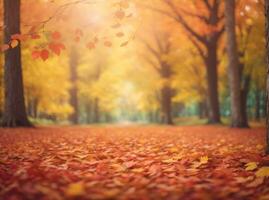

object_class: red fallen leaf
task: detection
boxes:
[51,31,61,40]
[148,164,161,175]
[123,161,136,169]
[246,177,264,188]
[40,49,49,61]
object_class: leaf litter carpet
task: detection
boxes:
[0,125,268,200]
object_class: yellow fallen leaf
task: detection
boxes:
[111,164,126,172]
[256,144,263,150]
[172,155,183,161]
[245,162,258,171]
[65,182,85,197]
[259,194,269,200]
[162,158,176,164]
[103,189,120,198]
[132,168,144,173]
[169,147,179,153]
[200,156,209,164]
[256,167,269,178]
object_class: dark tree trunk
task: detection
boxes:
[2,0,31,127]
[198,101,208,119]
[160,62,173,125]
[225,0,246,127]
[160,86,173,125]
[240,75,250,127]
[238,50,250,127]
[147,111,154,123]
[255,90,261,121]
[69,48,79,124]
[154,109,160,123]
[105,113,112,123]
[93,98,99,123]
[265,0,269,154]
[27,98,38,119]
[262,92,266,119]
[198,102,203,119]
[205,43,220,123]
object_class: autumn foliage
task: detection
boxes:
[0,126,269,199]
[0,0,268,199]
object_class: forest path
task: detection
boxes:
[0,126,268,200]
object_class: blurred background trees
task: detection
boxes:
[0,0,266,127]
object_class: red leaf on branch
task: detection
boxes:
[32,50,40,59]
[40,49,49,61]
[51,31,61,40]
[11,34,28,41]
[48,42,65,56]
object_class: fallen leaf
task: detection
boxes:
[256,167,269,177]
[246,177,264,188]
[245,162,258,171]
[65,182,85,197]
[200,156,209,164]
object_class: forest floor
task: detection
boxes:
[0,125,269,200]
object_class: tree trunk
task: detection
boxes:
[2,0,31,127]
[240,75,250,127]
[198,101,208,119]
[85,102,92,124]
[265,0,269,154]
[161,86,173,125]
[69,48,79,124]
[160,62,173,125]
[205,43,220,123]
[93,98,99,123]
[255,90,261,121]
[27,98,37,118]
[225,0,246,127]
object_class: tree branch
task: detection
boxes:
[162,0,207,44]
